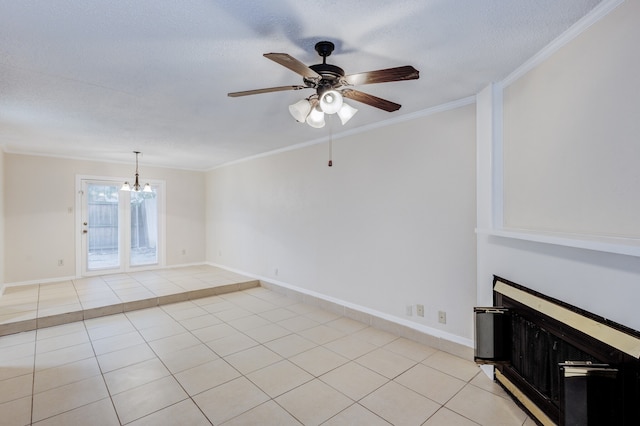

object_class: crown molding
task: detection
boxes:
[208,95,476,171]
[502,0,624,87]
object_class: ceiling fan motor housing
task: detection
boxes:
[306,41,345,89]
[308,63,344,85]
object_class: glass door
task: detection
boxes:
[81,181,122,273]
[129,189,158,267]
[80,179,159,275]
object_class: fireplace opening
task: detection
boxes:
[474,276,640,425]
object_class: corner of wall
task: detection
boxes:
[258,279,474,361]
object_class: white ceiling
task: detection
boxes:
[0,0,603,170]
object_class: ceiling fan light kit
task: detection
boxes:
[228,40,419,129]
[288,98,313,122]
[337,102,358,125]
[306,106,326,128]
[318,88,343,114]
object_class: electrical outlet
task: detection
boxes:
[181,249,186,255]
[438,311,447,324]
[416,304,425,317]
[58,259,64,266]
[274,268,278,276]
[406,305,413,316]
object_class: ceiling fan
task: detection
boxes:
[228,41,419,128]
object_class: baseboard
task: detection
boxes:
[208,262,474,360]
[5,274,78,288]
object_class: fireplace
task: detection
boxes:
[475,276,640,425]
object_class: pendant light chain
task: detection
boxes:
[133,151,141,191]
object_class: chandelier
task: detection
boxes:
[120,151,152,192]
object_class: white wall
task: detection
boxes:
[478,0,640,331]
[207,104,477,342]
[503,0,639,238]
[4,154,206,283]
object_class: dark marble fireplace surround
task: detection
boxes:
[475,276,640,425]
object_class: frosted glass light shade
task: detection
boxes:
[288,99,312,122]
[120,182,131,191]
[337,102,358,125]
[143,183,153,193]
[306,107,325,128]
[319,90,343,114]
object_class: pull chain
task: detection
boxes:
[328,121,333,167]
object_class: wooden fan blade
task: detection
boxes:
[227,85,308,97]
[264,53,322,81]
[342,89,402,112]
[342,65,419,86]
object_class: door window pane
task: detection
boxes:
[130,189,158,266]
[87,184,120,270]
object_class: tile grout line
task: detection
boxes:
[122,307,215,425]
[208,294,319,425]
[188,295,314,424]
[30,290,277,424]
[2,275,520,425]
[152,294,333,424]
[118,292,302,424]
[80,318,125,426]
[28,283,44,426]
[213,293,395,425]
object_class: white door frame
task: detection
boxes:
[75,175,166,277]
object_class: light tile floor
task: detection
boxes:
[0,266,258,336]
[0,266,534,425]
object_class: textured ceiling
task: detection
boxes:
[0,0,603,170]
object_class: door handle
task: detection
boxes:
[83,230,88,234]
